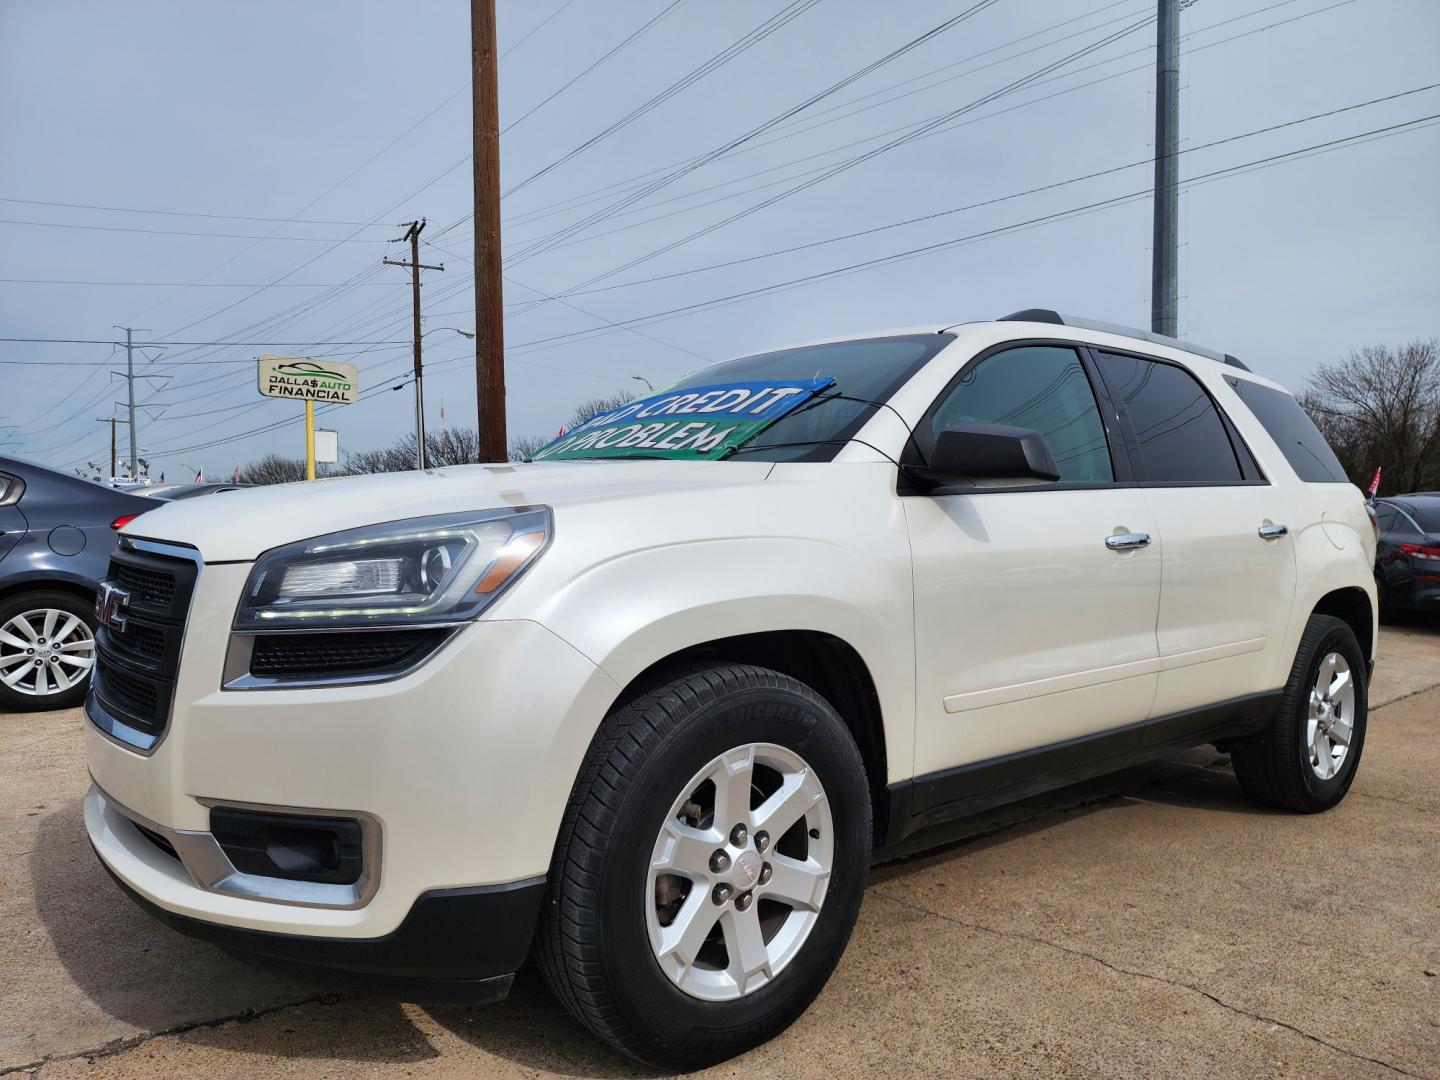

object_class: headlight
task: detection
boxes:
[234,507,552,630]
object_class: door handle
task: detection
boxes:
[1258,523,1289,540]
[1105,532,1151,551]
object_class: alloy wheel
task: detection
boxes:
[646,742,833,1002]
[0,608,96,698]
[1306,651,1354,780]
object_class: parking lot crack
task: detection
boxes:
[0,993,340,1077]
[869,889,1423,1078]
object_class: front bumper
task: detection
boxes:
[85,556,620,987]
[98,845,543,1004]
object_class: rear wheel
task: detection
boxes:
[534,664,871,1069]
[0,591,97,711]
[1231,614,1367,812]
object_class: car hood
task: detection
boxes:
[120,459,775,562]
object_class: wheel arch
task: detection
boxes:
[613,629,893,847]
[1311,586,1374,667]
[0,574,99,610]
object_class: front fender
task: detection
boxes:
[510,479,916,788]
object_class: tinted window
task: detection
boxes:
[1374,505,1400,532]
[1408,503,1440,533]
[1096,352,1242,484]
[672,334,951,462]
[929,346,1113,483]
[1225,377,1348,483]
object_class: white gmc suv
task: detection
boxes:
[84,312,1377,1070]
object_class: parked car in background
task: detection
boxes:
[131,482,247,501]
[0,457,152,711]
[1373,493,1440,620]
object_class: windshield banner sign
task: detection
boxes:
[531,377,834,462]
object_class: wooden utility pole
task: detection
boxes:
[384,220,444,470]
[472,0,507,462]
[95,416,127,483]
[1150,0,1180,337]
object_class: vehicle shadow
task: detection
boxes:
[25,751,1282,1074]
[425,969,652,1079]
[27,796,436,1065]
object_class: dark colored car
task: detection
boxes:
[1373,493,1440,620]
[0,457,152,711]
[131,482,247,501]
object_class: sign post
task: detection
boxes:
[257,356,359,480]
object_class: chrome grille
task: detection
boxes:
[90,541,199,751]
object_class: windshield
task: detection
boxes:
[535,334,948,464]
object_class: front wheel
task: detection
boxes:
[534,664,872,1070]
[1231,614,1368,812]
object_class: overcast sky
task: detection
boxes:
[2,0,1436,481]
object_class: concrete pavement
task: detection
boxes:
[3,622,1437,1077]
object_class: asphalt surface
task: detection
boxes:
[3,621,1438,1078]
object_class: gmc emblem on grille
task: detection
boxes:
[96,582,131,632]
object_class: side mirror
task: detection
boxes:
[904,421,1061,490]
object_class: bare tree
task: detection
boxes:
[508,433,551,462]
[566,391,635,431]
[1302,339,1440,493]
[239,453,309,485]
[274,390,640,477]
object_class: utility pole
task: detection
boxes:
[123,328,138,472]
[112,327,167,478]
[384,220,445,470]
[1150,0,1180,338]
[472,0,507,462]
[95,417,128,482]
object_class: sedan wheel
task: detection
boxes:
[0,607,95,699]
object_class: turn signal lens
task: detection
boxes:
[474,531,546,594]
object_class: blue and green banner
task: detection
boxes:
[531,378,834,461]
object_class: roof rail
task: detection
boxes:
[997,309,1250,371]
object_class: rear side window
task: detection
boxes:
[1094,352,1243,484]
[928,345,1114,483]
[1410,505,1440,533]
[1225,377,1348,483]
[1375,505,1400,532]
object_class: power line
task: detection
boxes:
[0,218,394,242]
[500,0,1010,266]
[499,0,1152,231]
[501,0,692,135]
[503,0,1311,253]
[507,5,1157,309]
[0,336,412,346]
[484,114,1440,357]
[0,197,389,226]
[557,83,1440,299]
[0,277,404,287]
[490,0,1335,249]
[95,109,1436,467]
[499,0,828,200]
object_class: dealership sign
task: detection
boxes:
[257,355,359,404]
[532,378,835,462]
